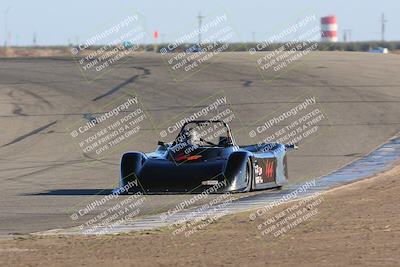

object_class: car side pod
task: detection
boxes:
[223,151,252,192]
[119,152,147,190]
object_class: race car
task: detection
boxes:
[116,120,296,194]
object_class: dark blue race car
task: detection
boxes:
[116,120,296,194]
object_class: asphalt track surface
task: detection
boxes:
[1,51,399,235]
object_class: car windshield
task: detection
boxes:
[175,121,231,147]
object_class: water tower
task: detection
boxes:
[321,15,338,42]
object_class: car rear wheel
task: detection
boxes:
[243,159,252,192]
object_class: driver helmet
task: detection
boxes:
[187,128,200,146]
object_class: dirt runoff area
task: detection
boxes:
[1,165,399,267]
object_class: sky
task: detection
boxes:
[1,0,399,46]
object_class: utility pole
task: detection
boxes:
[251,32,256,43]
[197,12,204,46]
[4,6,11,47]
[33,32,37,46]
[380,13,387,42]
[343,29,352,42]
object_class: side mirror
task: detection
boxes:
[285,144,298,151]
[157,141,166,146]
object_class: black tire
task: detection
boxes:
[243,159,253,192]
[120,153,143,190]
